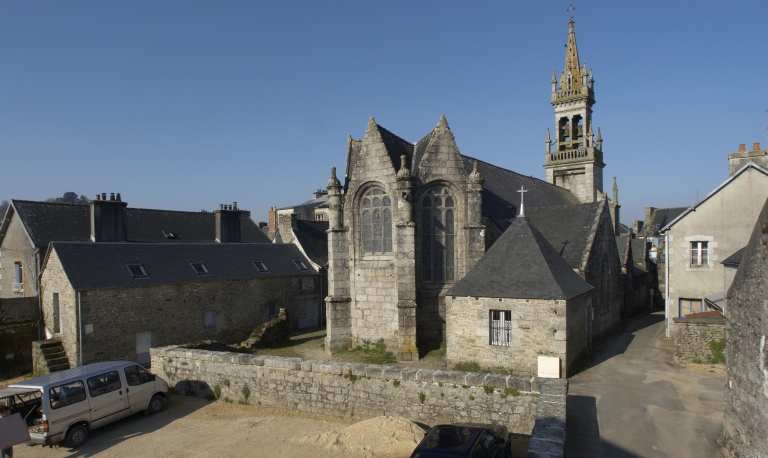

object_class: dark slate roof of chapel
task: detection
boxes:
[616,236,630,266]
[49,242,316,290]
[721,246,746,268]
[460,156,581,227]
[293,219,329,266]
[641,207,688,237]
[377,124,414,172]
[630,238,649,273]
[446,216,592,300]
[5,200,270,248]
[524,202,603,269]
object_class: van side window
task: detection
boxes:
[49,381,86,410]
[87,371,122,398]
[124,365,152,386]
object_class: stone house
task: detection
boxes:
[324,19,623,361]
[267,189,329,242]
[616,234,653,316]
[445,215,593,377]
[40,242,320,367]
[660,162,768,328]
[0,195,270,301]
[723,197,768,457]
[284,218,330,326]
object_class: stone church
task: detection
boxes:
[324,19,621,362]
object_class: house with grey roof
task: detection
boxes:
[267,190,329,242]
[445,216,593,377]
[0,195,270,301]
[659,162,768,331]
[40,242,320,367]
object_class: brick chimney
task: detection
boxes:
[215,202,242,243]
[90,193,128,242]
[633,220,644,237]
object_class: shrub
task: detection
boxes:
[419,392,426,404]
[469,395,475,401]
[393,380,400,387]
[242,386,250,399]
[709,338,726,364]
[483,385,494,395]
[504,388,520,397]
[213,385,221,399]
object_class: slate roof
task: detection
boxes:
[461,156,580,227]
[616,236,630,266]
[525,202,602,269]
[377,124,414,172]
[447,216,592,300]
[4,200,270,248]
[278,194,328,211]
[641,207,687,237]
[721,246,746,268]
[293,219,329,266]
[630,239,649,273]
[49,242,316,291]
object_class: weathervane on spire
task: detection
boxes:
[567,2,575,20]
[517,186,528,217]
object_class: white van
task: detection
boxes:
[0,361,170,448]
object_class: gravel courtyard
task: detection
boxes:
[13,395,427,458]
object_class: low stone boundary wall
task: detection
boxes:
[151,346,567,457]
[673,316,726,364]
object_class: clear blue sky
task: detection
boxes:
[2,1,766,224]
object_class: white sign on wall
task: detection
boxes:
[538,356,561,379]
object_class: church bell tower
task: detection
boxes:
[544,19,604,203]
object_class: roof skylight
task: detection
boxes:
[252,261,269,272]
[190,262,209,275]
[293,260,308,271]
[126,264,148,278]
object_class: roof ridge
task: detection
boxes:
[12,199,88,207]
[459,154,577,194]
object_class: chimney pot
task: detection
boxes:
[110,193,115,201]
[754,142,761,151]
[739,144,746,152]
[116,193,121,202]
[95,194,101,201]
[101,193,107,200]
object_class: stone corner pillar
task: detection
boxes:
[394,160,419,360]
[465,161,486,274]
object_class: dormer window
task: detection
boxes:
[126,264,148,278]
[190,262,209,275]
[293,260,308,271]
[252,261,269,272]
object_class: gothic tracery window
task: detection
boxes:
[361,187,392,254]
[421,186,455,282]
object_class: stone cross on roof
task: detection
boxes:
[517,186,528,217]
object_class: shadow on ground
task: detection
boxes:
[566,395,640,458]
[24,394,209,457]
[570,312,664,377]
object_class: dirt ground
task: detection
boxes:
[12,396,427,458]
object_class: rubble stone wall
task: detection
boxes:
[673,317,725,364]
[150,346,568,456]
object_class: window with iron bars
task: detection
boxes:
[489,310,512,346]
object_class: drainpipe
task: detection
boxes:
[77,291,82,367]
[34,248,42,340]
[665,232,670,338]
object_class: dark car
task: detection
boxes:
[410,423,512,458]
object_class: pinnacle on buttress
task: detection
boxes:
[546,128,552,153]
[468,160,484,184]
[365,116,377,136]
[328,166,341,189]
[597,127,603,150]
[612,176,618,203]
[396,154,412,181]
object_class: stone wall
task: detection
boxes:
[446,294,589,378]
[150,346,567,456]
[41,248,320,366]
[0,320,37,375]
[723,199,768,457]
[673,317,726,364]
[0,297,40,323]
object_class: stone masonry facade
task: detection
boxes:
[41,249,320,366]
[446,294,590,378]
[672,317,725,365]
[150,346,568,457]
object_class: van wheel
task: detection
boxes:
[148,395,166,414]
[65,425,88,448]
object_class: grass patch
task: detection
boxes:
[483,385,494,395]
[343,370,358,383]
[461,384,470,389]
[419,392,426,404]
[469,395,475,401]
[393,380,400,387]
[692,358,702,364]
[452,362,512,375]
[709,338,726,364]
[242,386,250,399]
[223,379,230,387]
[501,388,520,398]
[213,385,221,399]
[453,362,482,372]
[334,339,397,365]
[238,400,248,405]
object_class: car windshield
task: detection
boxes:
[419,425,476,452]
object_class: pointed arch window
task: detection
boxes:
[361,187,392,254]
[421,186,455,282]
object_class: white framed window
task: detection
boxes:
[267,301,279,318]
[690,241,709,266]
[315,214,324,221]
[13,261,23,292]
[203,310,217,328]
[489,310,512,346]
